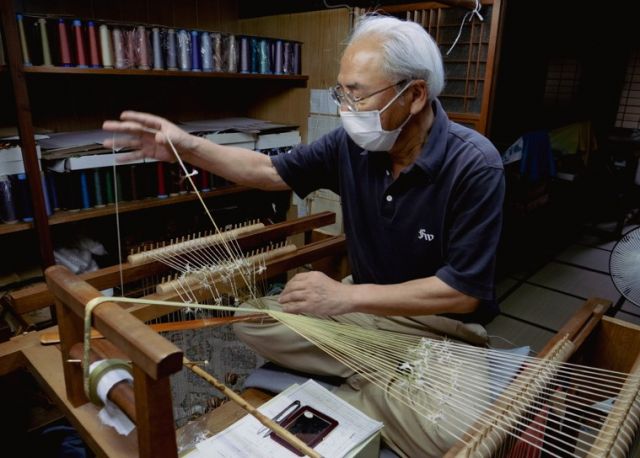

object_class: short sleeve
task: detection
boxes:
[270,130,341,198]
[436,166,505,301]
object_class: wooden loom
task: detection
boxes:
[2,212,640,457]
[0,211,345,456]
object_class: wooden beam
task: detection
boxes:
[129,235,346,323]
[8,211,336,315]
[45,265,183,380]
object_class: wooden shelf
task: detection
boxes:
[0,184,254,235]
[22,66,309,82]
[0,220,32,235]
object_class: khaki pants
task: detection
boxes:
[233,296,490,457]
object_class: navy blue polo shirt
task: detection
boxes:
[271,99,505,324]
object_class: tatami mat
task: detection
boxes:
[554,245,611,273]
[499,284,585,331]
[491,222,640,349]
[496,277,519,300]
[622,300,640,314]
[485,315,555,354]
[527,262,620,302]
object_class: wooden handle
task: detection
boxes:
[40,314,266,345]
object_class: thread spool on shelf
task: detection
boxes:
[239,36,249,74]
[258,38,270,75]
[201,31,213,72]
[57,19,73,66]
[0,175,18,224]
[99,24,113,69]
[227,34,238,73]
[212,32,222,72]
[72,19,88,68]
[87,21,101,68]
[37,17,52,66]
[190,30,200,71]
[283,41,292,74]
[152,27,163,70]
[124,28,135,69]
[274,40,283,75]
[112,27,125,69]
[136,25,150,70]
[177,29,190,71]
[16,14,32,66]
[250,37,259,74]
[166,28,177,70]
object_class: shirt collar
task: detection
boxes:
[412,98,449,179]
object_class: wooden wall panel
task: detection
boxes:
[240,9,351,141]
[374,0,503,134]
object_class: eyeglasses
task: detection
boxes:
[329,80,407,112]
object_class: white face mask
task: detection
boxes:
[340,82,412,151]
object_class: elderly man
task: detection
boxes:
[104,14,504,457]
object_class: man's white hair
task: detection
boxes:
[349,15,445,100]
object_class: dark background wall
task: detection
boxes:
[240,1,640,144]
[239,1,408,19]
[490,1,640,144]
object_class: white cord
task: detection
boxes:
[488,334,539,355]
[112,133,125,295]
[446,0,484,56]
[322,0,351,10]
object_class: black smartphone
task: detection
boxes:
[270,405,339,456]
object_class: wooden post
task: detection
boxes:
[132,365,178,458]
[0,0,54,267]
[54,297,88,406]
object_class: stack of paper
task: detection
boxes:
[190,380,383,458]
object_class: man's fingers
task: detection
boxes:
[281,303,302,314]
[102,120,153,136]
[286,272,310,286]
[279,289,309,304]
[120,111,164,130]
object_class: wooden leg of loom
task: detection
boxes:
[133,364,178,458]
[54,296,88,407]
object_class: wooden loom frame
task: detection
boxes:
[0,212,345,457]
[443,297,640,457]
[2,212,640,456]
[38,284,640,457]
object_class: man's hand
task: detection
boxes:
[102,111,198,163]
[278,271,355,316]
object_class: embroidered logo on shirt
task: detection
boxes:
[418,229,435,241]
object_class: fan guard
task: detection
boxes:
[610,227,640,306]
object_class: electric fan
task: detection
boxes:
[610,227,640,306]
